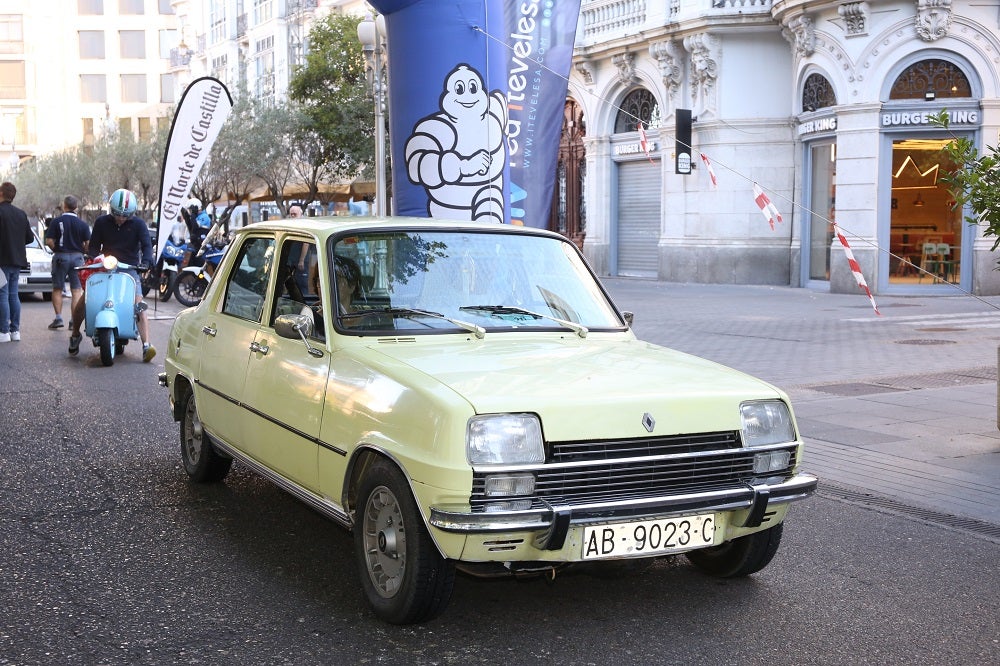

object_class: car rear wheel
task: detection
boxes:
[685,523,783,577]
[179,387,232,483]
[354,458,455,624]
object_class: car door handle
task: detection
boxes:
[201,325,217,337]
[249,341,269,355]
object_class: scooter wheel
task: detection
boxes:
[158,271,175,302]
[98,328,116,366]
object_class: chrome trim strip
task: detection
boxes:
[430,473,818,533]
[207,427,353,529]
[196,379,346,456]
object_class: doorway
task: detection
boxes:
[887,138,964,286]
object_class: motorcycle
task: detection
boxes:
[174,242,226,307]
[76,255,147,366]
[142,236,190,302]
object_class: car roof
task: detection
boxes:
[237,216,564,242]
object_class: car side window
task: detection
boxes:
[270,239,324,341]
[221,236,275,322]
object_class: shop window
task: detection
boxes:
[888,138,964,284]
[614,89,658,134]
[889,59,971,100]
[802,73,836,112]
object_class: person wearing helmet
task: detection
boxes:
[183,198,212,260]
[68,188,157,362]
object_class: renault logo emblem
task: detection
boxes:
[642,412,655,433]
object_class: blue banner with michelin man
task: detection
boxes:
[367,0,580,228]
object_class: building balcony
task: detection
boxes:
[169,47,193,69]
[285,0,318,17]
[578,0,775,48]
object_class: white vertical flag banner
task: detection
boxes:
[155,77,233,261]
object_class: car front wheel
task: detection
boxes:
[354,458,455,624]
[685,522,783,577]
[179,387,232,483]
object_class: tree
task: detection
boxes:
[931,110,1000,261]
[288,13,376,193]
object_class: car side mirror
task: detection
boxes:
[622,311,634,327]
[274,313,323,358]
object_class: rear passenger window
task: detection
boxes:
[221,236,275,322]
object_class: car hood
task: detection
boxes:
[361,336,785,441]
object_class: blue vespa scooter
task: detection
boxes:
[78,255,147,366]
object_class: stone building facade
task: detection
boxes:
[569,0,1000,295]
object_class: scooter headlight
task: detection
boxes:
[102,255,119,271]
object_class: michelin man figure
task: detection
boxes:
[404,64,508,223]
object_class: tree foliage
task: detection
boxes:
[931,110,1000,258]
[288,13,375,185]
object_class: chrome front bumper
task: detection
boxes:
[429,473,818,550]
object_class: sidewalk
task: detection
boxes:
[602,278,1000,531]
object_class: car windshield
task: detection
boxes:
[331,229,623,336]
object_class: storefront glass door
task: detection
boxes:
[888,138,964,286]
[807,143,836,281]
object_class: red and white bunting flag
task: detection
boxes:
[752,182,782,230]
[700,153,718,189]
[638,122,653,163]
[834,223,881,315]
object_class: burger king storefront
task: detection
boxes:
[800,54,998,297]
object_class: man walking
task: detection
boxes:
[0,181,33,343]
[44,194,90,329]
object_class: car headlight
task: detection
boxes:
[32,261,49,273]
[740,400,796,447]
[467,414,544,465]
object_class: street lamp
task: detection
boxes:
[357,12,387,217]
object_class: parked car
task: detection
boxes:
[21,233,53,299]
[160,217,817,624]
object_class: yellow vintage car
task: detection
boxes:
[160,217,817,624]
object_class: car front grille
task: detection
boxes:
[471,431,798,510]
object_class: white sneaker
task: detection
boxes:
[10,331,20,341]
[0,332,10,343]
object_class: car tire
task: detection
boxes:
[685,523,783,578]
[98,328,115,366]
[354,458,455,624]
[179,387,232,483]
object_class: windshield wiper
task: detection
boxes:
[342,307,486,339]
[459,305,588,338]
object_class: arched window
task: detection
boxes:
[802,73,837,112]
[614,89,658,133]
[889,58,971,100]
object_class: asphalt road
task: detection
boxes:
[1,294,998,665]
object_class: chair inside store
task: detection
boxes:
[918,241,942,281]
[935,243,958,282]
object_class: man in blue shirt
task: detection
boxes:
[44,194,91,329]
[68,188,156,362]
